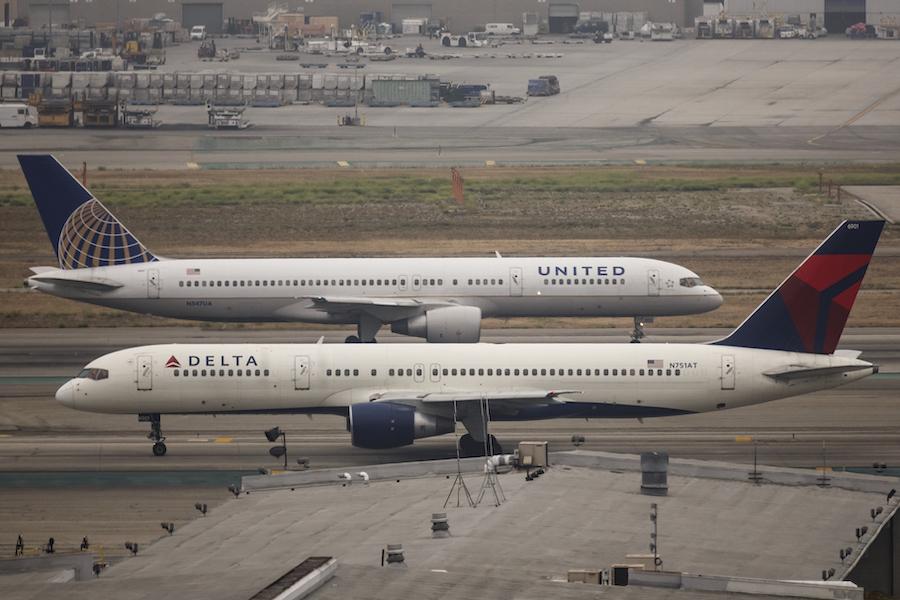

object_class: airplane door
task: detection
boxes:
[412,275,422,291]
[414,363,425,383]
[147,269,160,299]
[721,354,735,390]
[294,355,310,390]
[647,269,660,297]
[509,267,523,297]
[429,363,441,383]
[137,355,153,390]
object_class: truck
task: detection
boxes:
[527,75,560,97]
[485,23,520,35]
[0,103,38,128]
[440,31,491,48]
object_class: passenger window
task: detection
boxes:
[675,369,681,376]
[335,370,341,377]
[201,369,207,376]
[438,279,443,285]
[666,369,672,376]
[469,368,475,376]
[182,369,188,376]
[478,369,484,376]
[504,369,510,376]
[453,279,458,285]
[443,369,448,376]
[179,281,184,287]
[416,368,423,377]
[327,369,332,376]
[430,279,435,285]
[371,369,377,376]
[491,279,496,285]
[630,369,635,376]
[640,369,645,376]
[256,369,262,376]
[468,279,473,285]
[174,370,179,376]
[604,369,609,376]
[389,369,395,376]
[499,279,503,285]
[433,368,439,376]
[540,369,546,376]
[451,368,457,376]
[392,279,398,286]
[487,369,493,376]
[237,369,243,376]
[549,369,555,376]
[657,369,663,376]
[612,369,618,376]
[192,369,198,376]
[293,280,298,286]
[648,370,653,376]
[263,281,268,286]
[353,369,359,376]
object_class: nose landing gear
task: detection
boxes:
[139,413,167,456]
[631,316,652,343]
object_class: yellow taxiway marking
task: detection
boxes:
[186,161,200,170]
[337,160,350,167]
[484,160,496,167]
[816,466,833,473]
[634,159,647,165]
[734,435,753,443]
[214,436,234,444]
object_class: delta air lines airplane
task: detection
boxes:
[56,221,883,456]
[20,154,722,343]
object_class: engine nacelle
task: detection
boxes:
[348,402,454,449]
[390,306,481,343]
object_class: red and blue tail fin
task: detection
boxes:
[713,220,884,355]
[18,154,157,270]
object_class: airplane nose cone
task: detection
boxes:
[709,289,724,310]
[55,381,75,408]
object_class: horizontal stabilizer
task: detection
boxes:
[29,274,123,291]
[763,364,874,382]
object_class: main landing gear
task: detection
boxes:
[345,314,382,344]
[631,316,651,343]
[139,413,167,456]
[459,433,503,457]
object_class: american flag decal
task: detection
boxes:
[186,268,201,276]
[647,359,664,369]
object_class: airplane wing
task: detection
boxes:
[371,389,581,404]
[763,364,873,382]
[302,296,454,321]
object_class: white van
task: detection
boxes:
[0,103,37,128]
[190,25,207,41]
[485,23,520,35]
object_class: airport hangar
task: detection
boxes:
[15,0,899,36]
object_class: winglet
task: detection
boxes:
[713,220,884,355]
[18,154,157,269]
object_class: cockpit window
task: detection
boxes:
[77,368,109,381]
[679,277,704,288]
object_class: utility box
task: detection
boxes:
[518,441,549,467]
[567,569,600,584]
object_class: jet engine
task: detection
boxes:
[390,306,481,343]
[348,402,454,449]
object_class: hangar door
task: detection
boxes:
[825,0,866,33]
[27,1,71,30]
[549,3,579,33]
[182,3,224,35]
[391,3,432,28]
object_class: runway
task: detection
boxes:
[2,125,899,170]
[1,327,898,471]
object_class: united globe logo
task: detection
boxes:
[57,199,156,269]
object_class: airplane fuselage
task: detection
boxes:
[58,342,874,420]
[28,256,722,322]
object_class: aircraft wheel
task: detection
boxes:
[152,442,167,456]
[345,335,361,343]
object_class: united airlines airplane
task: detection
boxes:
[20,154,722,343]
[56,221,883,456]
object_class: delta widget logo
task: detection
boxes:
[165,356,182,369]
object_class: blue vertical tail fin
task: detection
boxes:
[713,220,884,355]
[18,154,157,269]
